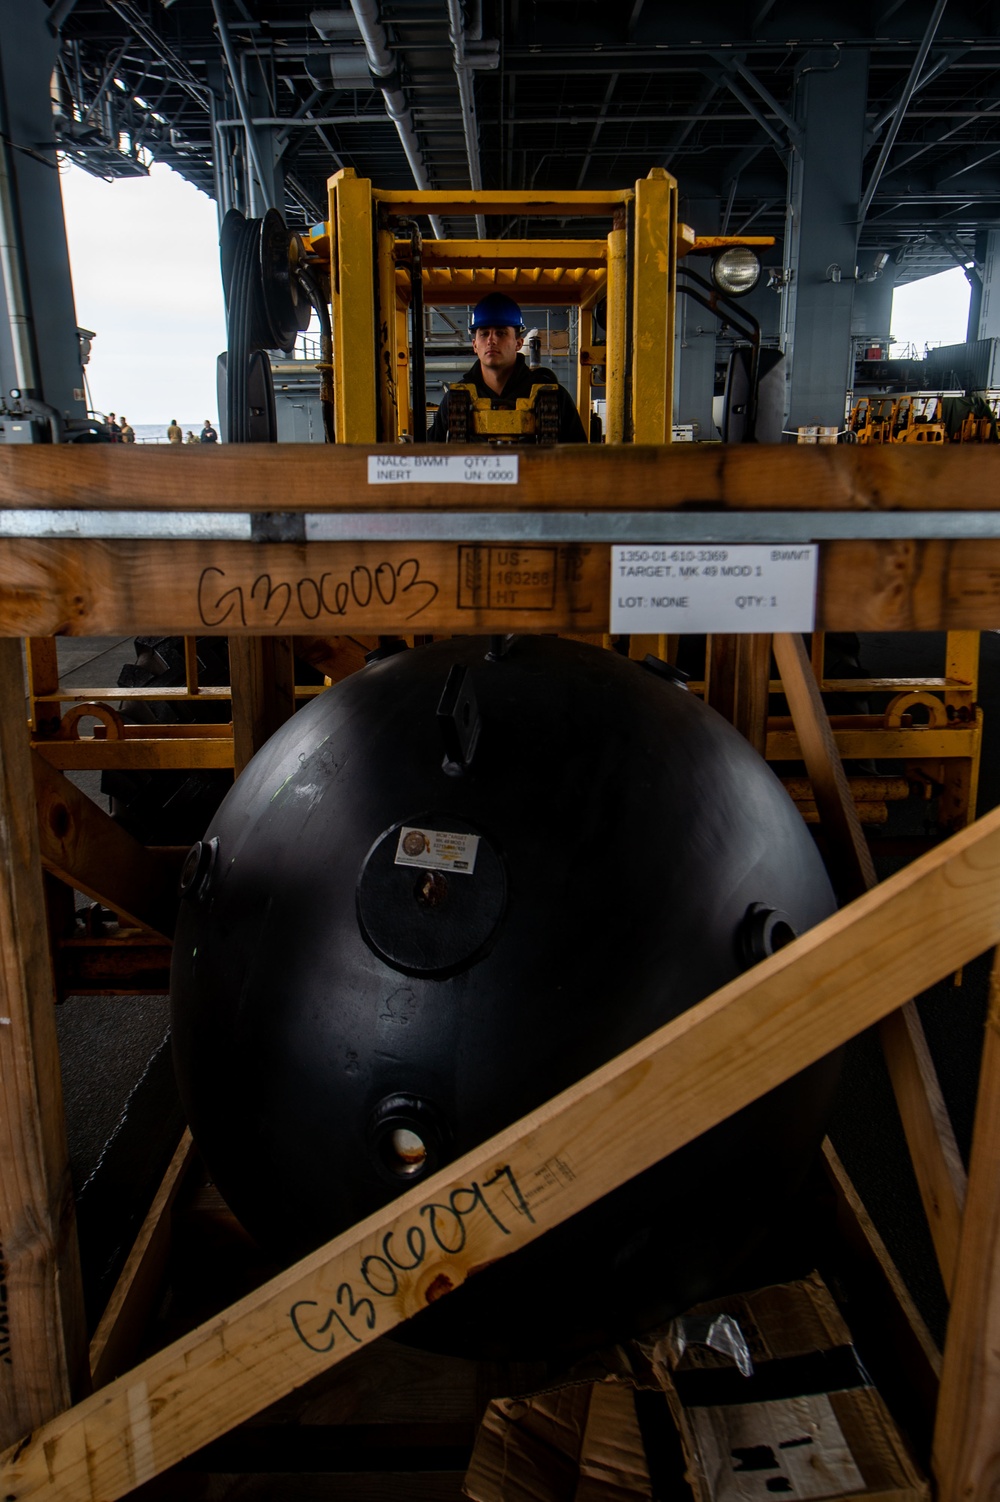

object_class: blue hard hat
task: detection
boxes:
[470,292,525,333]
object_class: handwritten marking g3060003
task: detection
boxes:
[289,1165,534,1354]
[198,558,439,627]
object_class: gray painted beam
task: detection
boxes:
[0,0,87,428]
[782,47,870,435]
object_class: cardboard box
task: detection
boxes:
[464,1378,651,1502]
[650,1272,929,1502]
[463,1273,927,1502]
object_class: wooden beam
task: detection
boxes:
[932,949,1000,1501]
[229,636,296,775]
[706,633,771,754]
[32,752,180,939]
[89,1132,198,1390]
[8,538,1000,638]
[33,739,234,772]
[4,806,1000,1501]
[822,1142,941,1434]
[0,640,89,1448]
[1,445,1000,515]
[767,723,979,762]
[773,632,967,1295]
[772,633,877,896]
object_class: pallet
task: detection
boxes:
[1,445,999,1500]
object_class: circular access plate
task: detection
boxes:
[357,815,505,977]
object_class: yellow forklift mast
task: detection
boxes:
[302,168,772,446]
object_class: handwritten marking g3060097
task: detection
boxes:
[289,1165,534,1354]
[198,558,439,627]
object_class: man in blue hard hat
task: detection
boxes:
[428,291,587,443]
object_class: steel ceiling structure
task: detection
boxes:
[49,1,1000,284]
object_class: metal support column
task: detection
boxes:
[242,52,284,217]
[781,48,869,435]
[973,228,1000,340]
[0,0,87,433]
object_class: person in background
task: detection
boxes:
[200,418,219,443]
[107,411,121,441]
[186,430,199,443]
[167,419,183,444]
[119,415,135,443]
[428,292,587,443]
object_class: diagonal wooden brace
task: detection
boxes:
[774,632,968,1292]
[5,805,1000,1502]
[32,752,180,940]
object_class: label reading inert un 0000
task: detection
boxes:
[394,827,481,875]
[368,454,519,484]
[609,543,818,634]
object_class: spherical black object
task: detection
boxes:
[170,635,839,1357]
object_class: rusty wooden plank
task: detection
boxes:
[0,640,89,1447]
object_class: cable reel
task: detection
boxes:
[219,208,330,443]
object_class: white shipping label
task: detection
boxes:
[609,543,818,633]
[394,826,480,875]
[368,454,519,484]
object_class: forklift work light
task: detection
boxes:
[711,245,762,297]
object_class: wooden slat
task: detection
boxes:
[1,445,1000,514]
[767,724,979,762]
[4,806,1000,1501]
[706,633,771,754]
[25,638,61,737]
[0,640,89,1447]
[773,632,967,1295]
[229,636,296,775]
[822,1142,942,1430]
[34,739,234,771]
[32,752,180,937]
[772,633,877,894]
[9,538,1000,638]
[89,1132,198,1390]
[932,949,1000,1501]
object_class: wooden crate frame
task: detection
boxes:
[1,443,999,1500]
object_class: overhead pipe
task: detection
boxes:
[348,0,444,239]
[0,67,40,396]
[446,0,485,237]
[105,1,208,108]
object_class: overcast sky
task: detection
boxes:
[58,159,974,427]
[890,266,971,356]
[60,160,227,427]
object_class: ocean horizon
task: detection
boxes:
[125,422,218,443]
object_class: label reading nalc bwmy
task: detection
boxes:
[368,454,519,484]
[394,826,481,875]
[610,543,818,633]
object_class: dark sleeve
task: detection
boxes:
[557,387,589,444]
[427,391,450,442]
